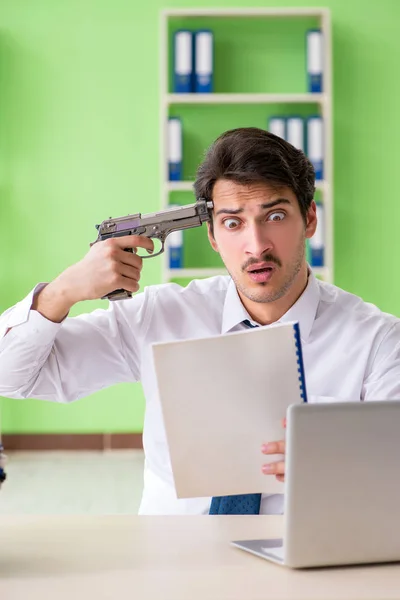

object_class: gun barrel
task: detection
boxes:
[97,199,212,237]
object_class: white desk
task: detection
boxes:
[1,515,400,599]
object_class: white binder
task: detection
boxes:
[268,116,286,140]
[306,29,323,93]
[306,116,324,180]
[194,30,213,93]
[286,117,304,151]
[174,30,193,93]
[168,117,183,181]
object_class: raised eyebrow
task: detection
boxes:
[214,207,244,216]
[214,198,291,216]
[260,198,292,210]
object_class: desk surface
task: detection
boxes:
[1,515,400,600]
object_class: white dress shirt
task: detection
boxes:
[1,271,400,515]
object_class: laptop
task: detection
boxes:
[232,401,400,569]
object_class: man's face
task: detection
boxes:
[208,179,317,305]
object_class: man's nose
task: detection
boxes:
[244,223,274,257]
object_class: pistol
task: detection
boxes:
[92,198,213,301]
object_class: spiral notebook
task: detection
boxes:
[152,321,307,498]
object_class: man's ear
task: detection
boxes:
[207,223,219,253]
[305,200,318,239]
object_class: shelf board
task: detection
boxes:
[165,93,326,105]
[166,181,195,192]
[166,180,327,192]
[166,93,325,105]
[163,8,328,18]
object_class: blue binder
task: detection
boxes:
[173,30,193,93]
[194,30,214,93]
[167,205,184,269]
[168,117,182,181]
[310,201,324,267]
[306,29,323,93]
[306,115,324,180]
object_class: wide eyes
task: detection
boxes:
[223,218,241,230]
[222,211,286,230]
[267,211,286,222]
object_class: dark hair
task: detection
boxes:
[194,127,316,231]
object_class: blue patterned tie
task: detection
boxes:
[209,319,262,515]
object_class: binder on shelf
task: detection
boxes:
[173,30,193,93]
[194,30,214,93]
[167,204,184,268]
[306,29,323,93]
[268,116,286,140]
[286,116,304,151]
[310,201,324,267]
[168,117,183,181]
[306,116,324,180]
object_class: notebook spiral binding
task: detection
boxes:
[293,322,308,403]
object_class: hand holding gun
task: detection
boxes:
[91,199,213,301]
[31,199,213,320]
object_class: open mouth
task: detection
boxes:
[246,264,276,283]
[248,267,273,274]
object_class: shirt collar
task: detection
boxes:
[221,268,320,342]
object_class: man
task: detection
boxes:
[1,127,400,514]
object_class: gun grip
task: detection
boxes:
[102,289,132,301]
[102,247,135,301]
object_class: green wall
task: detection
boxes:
[0,0,399,434]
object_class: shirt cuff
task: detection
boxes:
[0,283,63,341]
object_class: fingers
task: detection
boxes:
[111,235,154,254]
[262,460,285,476]
[261,438,286,482]
[118,263,141,284]
[116,247,144,270]
[261,440,285,455]
[118,275,140,294]
[100,239,143,272]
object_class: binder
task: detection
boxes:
[306,29,323,93]
[168,117,182,181]
[194,30,213,93]
[173,30,193,93]
[286,116,304,151]
[268,116,286,140]
[310,201,324,267]
[306,116,323,180]
[152,320,307,498]
[167,204,184,269]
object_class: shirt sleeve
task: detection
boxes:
[362,322,400,400]
[0,284,153,402]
